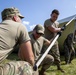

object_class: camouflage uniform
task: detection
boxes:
[63,33,76,64]
[0,61,33,75]
[30,25,54,75]
[0,7,33,75]
[43,19,61,69]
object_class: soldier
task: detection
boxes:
[63,30,76,64]
[43,9,64,72]
[30,24,54,75]
[0,7,34,75]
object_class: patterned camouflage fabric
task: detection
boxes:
[43,41,60,66]
[0,61,33,75]
[49,41,60,65]
[63,33,76,63]
[1,7,24,19]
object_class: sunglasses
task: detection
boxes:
[36,31,43,36]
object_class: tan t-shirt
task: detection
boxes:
[30,33,49,61]
[44,19,59,40]
[0,20,30,63]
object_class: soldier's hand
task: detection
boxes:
[57,31,62,37]
[61,24,66,31]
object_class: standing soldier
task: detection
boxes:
[43,9,64,72]
[63,30,76,64]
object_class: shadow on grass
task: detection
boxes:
[7,53,20,60]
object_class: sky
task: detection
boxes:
[0,0,76,31]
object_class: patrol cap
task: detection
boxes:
[34,24,45,34]
[1,7,24,19]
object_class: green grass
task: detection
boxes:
[1,53,19,64]
[2,53,76,75]
[45,56,76,75]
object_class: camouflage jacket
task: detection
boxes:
[64,33,76,49]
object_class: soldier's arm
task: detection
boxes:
[47,25,61,33]
[44,40,50,45]
[18,25,34,66]
[19,41,34,66]
[43,37,52,45]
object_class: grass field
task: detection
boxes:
[46,59,76,75]
[2,53,76,75]
[45,56,76,75]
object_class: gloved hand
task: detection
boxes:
[61,24,66,31]
[57,31,62,37]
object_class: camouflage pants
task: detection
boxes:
[64,44,75,63]
[35,54,54,72]
[49,43,60,65]
[42,41,60,65]
[40,54,54,70]
[0,61,33,75]
[42,41,60,68]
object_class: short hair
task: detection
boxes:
[51,9,59,15]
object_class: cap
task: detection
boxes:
[34,24,45,34]
[1,7,24,19]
